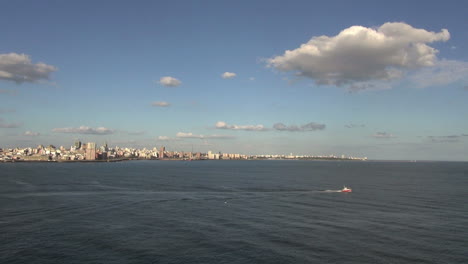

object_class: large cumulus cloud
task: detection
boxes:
[268,22,450,90]
[0,53,57,83]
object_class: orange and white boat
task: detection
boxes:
[341,186,352,193]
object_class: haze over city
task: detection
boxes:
[0,0,467,161]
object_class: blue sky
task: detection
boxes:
[1,0,467,160]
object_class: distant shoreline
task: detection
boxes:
[1,157,369,163]
[2,158,465,163]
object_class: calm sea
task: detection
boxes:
[1,160,467,263]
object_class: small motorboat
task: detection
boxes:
[341,186,352,193]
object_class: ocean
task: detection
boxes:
[1,160,467,263]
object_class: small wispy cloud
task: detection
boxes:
[464,85,468,91]
[176,132,235,139]
[273,122,325,132]
[347,82,393,93]
[427,134,468,143]
[52,126,114,135]
[345,123,365,128]
[157,136,182,141]
[24,131,40,136]
[372,132,396,139]
[151,101,171,107]
[215,121,267,131]
[0,118,21,128]
[409,60,468,89]
[221,72,237,79]
[158,76,181,87]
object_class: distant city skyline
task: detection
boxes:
[0,0,467,161]
[0,140,368,162]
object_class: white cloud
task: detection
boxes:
[409,60,468,88]
[249,77,255,81]
[273,122,325,132]
[222,72,237,79]
[157,136,182,141]
[158,76,181,87]
[0,53,57,83]
[215,121,267,131]
[24,131,40,136]
[52,126,114,135]
[372,132,396,138]
[176,132,235,139]
[152,101,171,107]
[268,22,450,89]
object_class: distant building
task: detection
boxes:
[159,146,165,159]
[207,151,219,160]
[75,140,82,150]
[85,142,96,160]
[98,152,108,160]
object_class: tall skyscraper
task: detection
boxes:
[85,142,96,160]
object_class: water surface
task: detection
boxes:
[1,160,467,263]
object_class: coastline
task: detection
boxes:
[2,158,466,163]
[2,157,368,163]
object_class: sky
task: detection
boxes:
[1,0,467,161]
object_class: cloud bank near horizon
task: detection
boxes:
[273,122,326,132]
[176,132,235,139]
[52,126,114,135]
[215,121,325,132]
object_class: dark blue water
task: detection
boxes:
[1,160,467,263]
